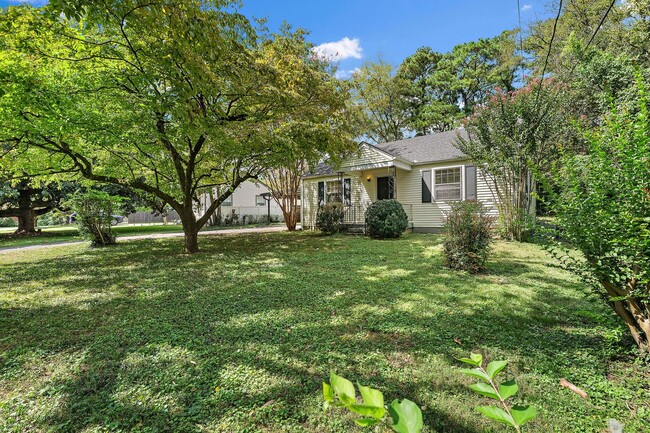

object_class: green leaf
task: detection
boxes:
[498,380,518,400]
[511,405,537,426]
[330,372,355,405]
[323,382,334,402]
[349,403,386,419]
[358,383,384,408]
[459,368,490,382]
[388,399,423,433]
[355,418,381,427]
[486,360,507,380]
[476,405,516,427]
[458,353,482,366]
[468,382,500,400]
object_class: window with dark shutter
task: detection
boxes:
[317,181,325,206]
[422,170,432,203]
[465,165,477,200]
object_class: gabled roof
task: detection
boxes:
[304,128,468,178]
[373,128,468,164]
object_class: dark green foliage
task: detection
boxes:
[365,199,408,239]
[549,81,650,353]
[316,202,344,235]
[69,191,117,247]
[443,201,494,273]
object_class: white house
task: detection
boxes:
[199,181,284,223]
[301,128,498,232]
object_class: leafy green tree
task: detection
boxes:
[457,80,578,241]
[0,179,60,234]
[397,47,459,134]
[0,2,353,253]
[350,60,411,143]
[438,30,522,116]
[549,82,650,353]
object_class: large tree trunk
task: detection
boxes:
[16,208,37,234]
[603,279,650,354]
[178,209,200,254]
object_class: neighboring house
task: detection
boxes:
[199,180,284,222]
[301,128,498,232]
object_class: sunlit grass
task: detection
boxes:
[0,232,647,432]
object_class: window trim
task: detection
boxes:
[255,195,266,206]
[432,165,465,202]
[325,179,342,204]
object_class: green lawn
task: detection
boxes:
[0,233,647,432]
[0,224,186,249]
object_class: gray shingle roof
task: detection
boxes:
[373,128,468,164]
[304,128,468,177]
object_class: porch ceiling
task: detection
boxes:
[339,160,411,173]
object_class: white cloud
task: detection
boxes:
[334,68,360,80]
[521,4,532,11]
[313,37,363,61]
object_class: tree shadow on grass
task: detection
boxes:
[0,233,622,432]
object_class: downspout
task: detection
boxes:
[300,177,305,230]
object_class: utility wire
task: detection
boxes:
[533,0,617,128]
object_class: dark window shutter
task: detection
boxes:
[465,165,477,200]
[343,178,351,205]
[318,181,325,206]
[421,170,432,203]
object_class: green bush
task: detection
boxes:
[549,80,650,353]
[443,201,494,273]
[69,191,117,247]
[365,199,408,239]
[316,202,344,235]
[0,217,17,227]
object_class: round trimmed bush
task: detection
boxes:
[365,199,408,239]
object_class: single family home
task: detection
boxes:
[301,128,498,232]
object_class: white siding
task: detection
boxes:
[341,144,393,170]
[303,159,498,230]
[397,161,498,229]
[198,181,283,219]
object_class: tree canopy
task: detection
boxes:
[0,1,355,252]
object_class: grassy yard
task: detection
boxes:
[0,224,186,249]
[0,232,647,432]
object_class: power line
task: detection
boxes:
[533,0,617,128]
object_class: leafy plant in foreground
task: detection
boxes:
[323,372,423,433]
[459,353,536,432]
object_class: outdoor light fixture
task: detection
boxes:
[260,192,272,224]
[366,176,371,182]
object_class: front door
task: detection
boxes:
[376,176,394,200]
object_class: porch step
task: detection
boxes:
[345,225,366,235]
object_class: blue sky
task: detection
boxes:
[240,0,551,78]
[3,0,551,78]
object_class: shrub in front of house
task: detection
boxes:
[443,200,494,273]
[365,199,408,239]
[316,202,344,235]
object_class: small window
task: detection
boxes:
[434,167,462,200]
[325,180,342,203]
[255,195,266,206]
[222,196,233,206]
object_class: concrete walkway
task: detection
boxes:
[0,225,288,254]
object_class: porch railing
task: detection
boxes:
[343,203,369,225]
